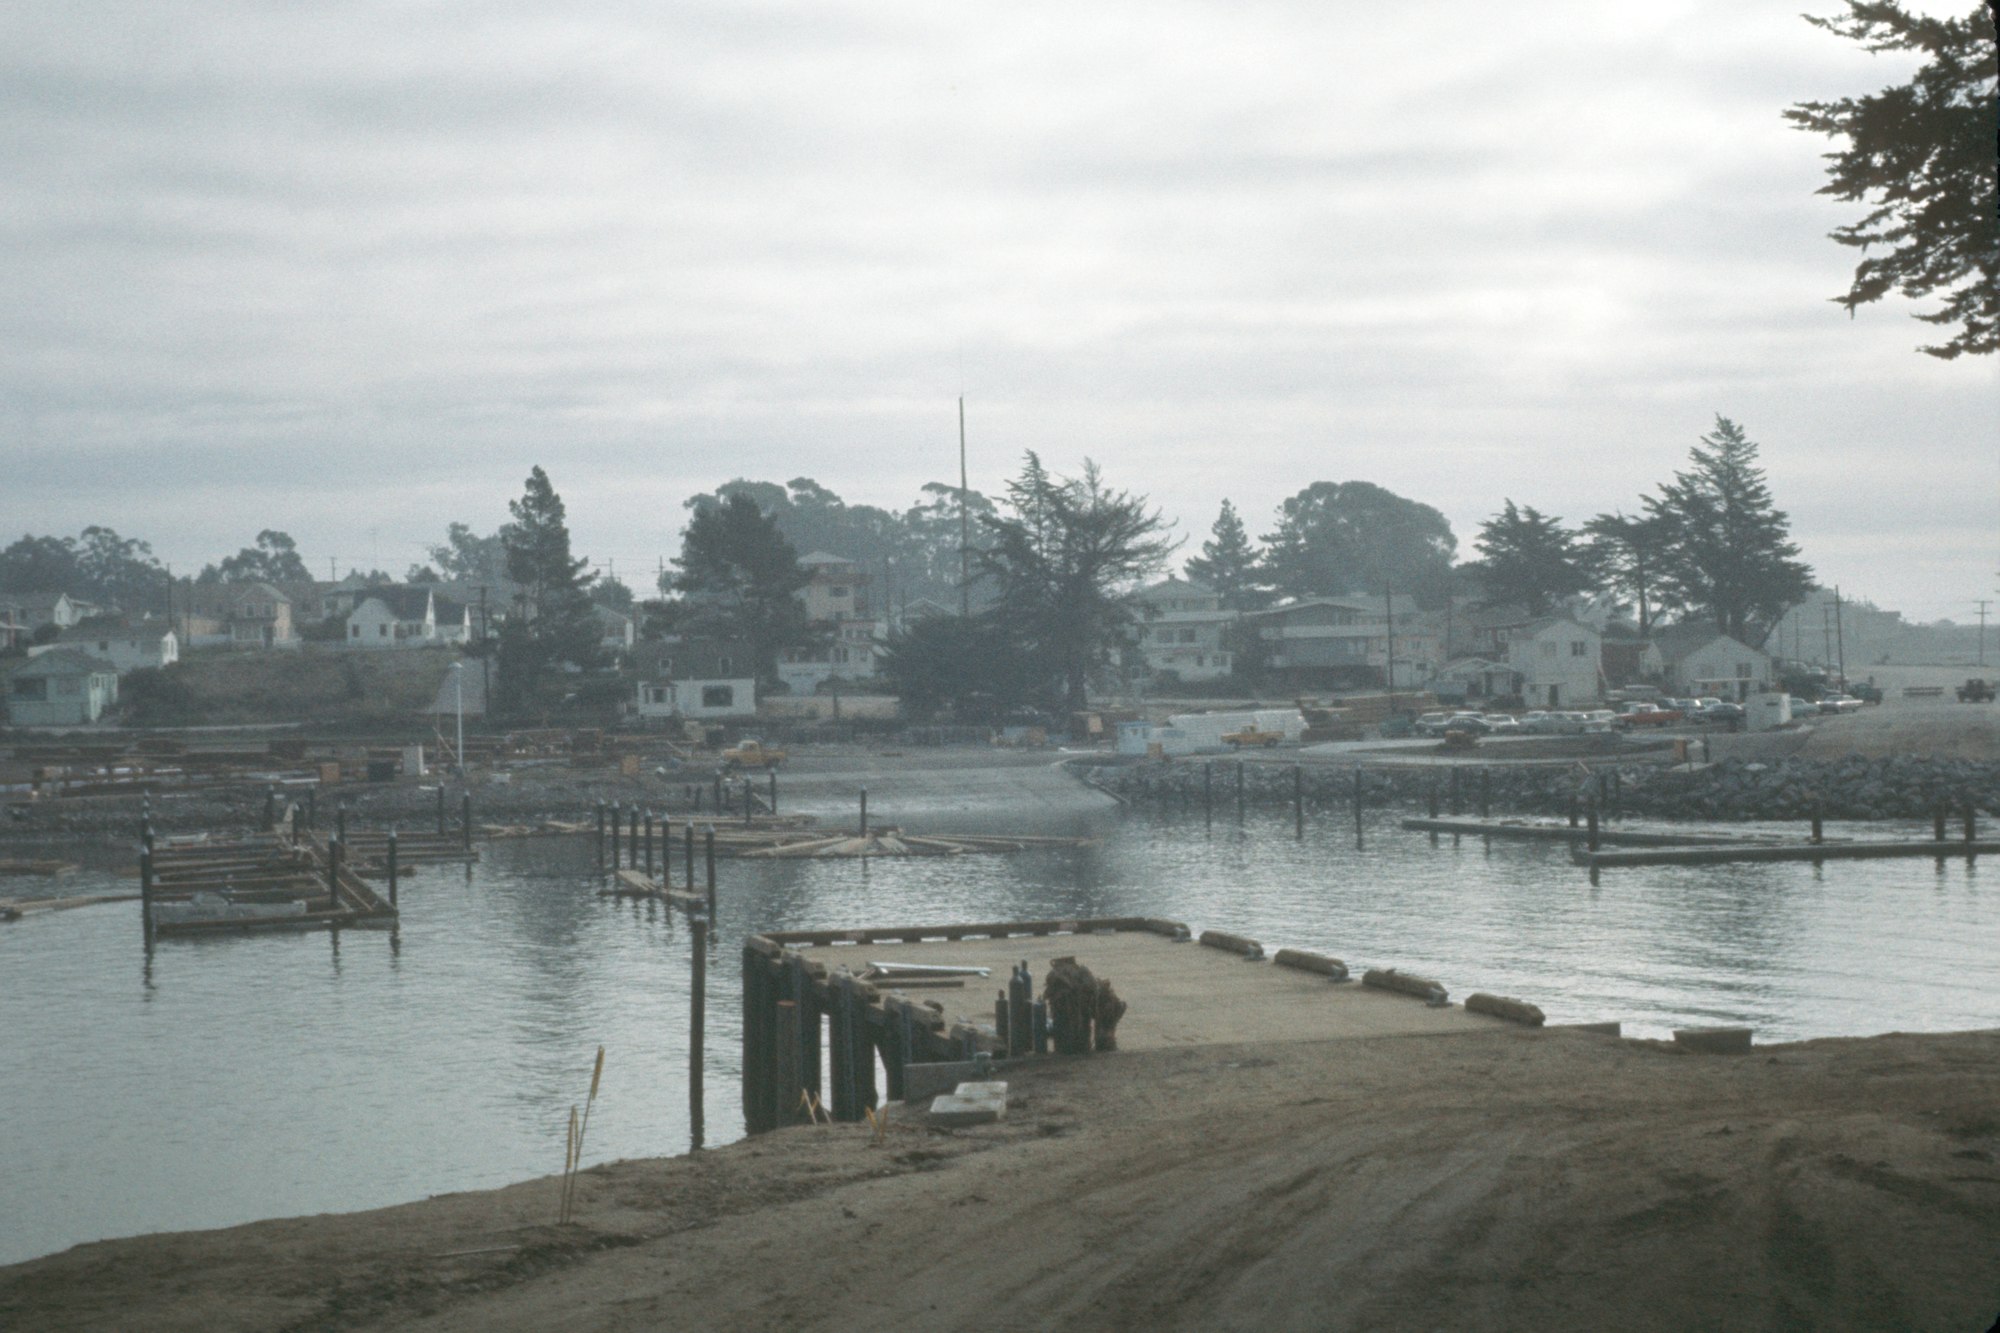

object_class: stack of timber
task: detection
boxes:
[736,828,1092,859]
[0,858,79,877]
[145,834,396,936]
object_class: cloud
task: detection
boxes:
[0,0,1990,615]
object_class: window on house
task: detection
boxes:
[379,624,388,637]
[829,586,848,598]
[718,657,732,673]
[1571,641,1588,656]
[701,685,734,708]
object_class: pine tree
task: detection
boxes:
[1646,418,1816,642]
[669,493,810,685]
[1786,2,1997,358]
[1184,499,1265,611]
[496,467,599,713]
[1583,511,1674,635]
[1471,502,1592,615]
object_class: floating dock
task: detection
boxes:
[142,834,398,936]
[1401,816,1781,847]
[1573,839,1999,869]
[740,918,1528,1135]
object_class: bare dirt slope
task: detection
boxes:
[6,1026,1997,1332]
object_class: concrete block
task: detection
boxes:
[1465,992,1546,1026]
[903,1060,1005,1104]
[929,1080,1008,1128]
[1199,929,1264,959]
[1674,1026,1753,1054]
[1272,947,1349,981]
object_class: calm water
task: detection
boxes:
[2,809,1994,1265]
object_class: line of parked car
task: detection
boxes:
[1406,696,1790,739]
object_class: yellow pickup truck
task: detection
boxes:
[721,739,788,769]
[1222,728,1284,749]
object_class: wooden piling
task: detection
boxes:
[859,787,869,837]
[387,829,398,908]
[337,803,347,844]
[1934,807,1948,842]
[684,822,695,893]
[772,1000,803,1127]
[741,946,773,1133]
[1811,804,1824,845]
[326,836,340,902]
[1479,768,1491,818]
[1965,803,1978,844]
[768,768,778,816]
[625,806,637,864]
[1427,780,1440,819]
[690,912,707,1150]
[1008,961,1032,1058]
[704,828,717,931]
[139,848,154,943]
[1568,795,1580,829]
[644,812,654,877]
[435,784,445,836]
[305,785,317,831]
[596,802,606,869]
[1448,768,1461,815]
[1587,801,1600,852]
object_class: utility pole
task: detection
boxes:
[477,585,491,715]
[1832,586,1846,686]
[958,396,970,617]
[1976,599,1991,667]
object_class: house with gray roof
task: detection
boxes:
[6,649,120,726]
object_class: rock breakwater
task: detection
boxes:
[1086,755,2000,823]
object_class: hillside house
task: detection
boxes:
[55,617,179,673]
[781,552,885,692]
[1246,595,1438,687]
[343,587,470,649]
[634,640,757,720]
[594,605,636,657]
[7,649,120,725]
[1503,617,1603,707]
[0,592,97,636]
[1134,577,1235,682]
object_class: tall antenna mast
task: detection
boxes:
[958,396,970,617]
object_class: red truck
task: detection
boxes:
[1616,701,1684,728]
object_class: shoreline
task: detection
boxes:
[4,1025,1996,1330]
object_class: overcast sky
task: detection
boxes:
[3,1,1993,619]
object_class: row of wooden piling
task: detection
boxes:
[738,918,1187,1134]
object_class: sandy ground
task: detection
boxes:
[5,1026,1996,1333]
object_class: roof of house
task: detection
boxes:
[350,587,434,620]
[799,551,856,570]
[592,604,633,626]
[13,648,118,678]
[1508,615,1597,639]
[634,637,756,680]
[225,581,290,604]
[1651,621,1761,664]
[60,616,173,641]
[1141,575,1217,597]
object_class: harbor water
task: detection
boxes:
[2,806,1995,1266]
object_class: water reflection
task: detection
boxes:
[0,813,1994,1268]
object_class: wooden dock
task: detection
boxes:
[1402,816,1782,847]
[143,835,398,936]
[740,918,1525,1135]
[1573,839,2000,869]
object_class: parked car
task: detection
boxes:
[1442,712,1492,735]
[1579,709,1619,732]
[1817,693,1863,714]
[1518,710,1563,734]
[1414,711,1453,737]
[1618,701,1683,727]
[721,739,788,769]
[1480,713,1522,734]
[1699,701,1745,724]
[1787,696,1816,717]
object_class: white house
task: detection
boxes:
[1134,577,1236,682]
[344,587,444,649]
[1654,625,1771,701]
[633,640,757,720]
[780,552,885,692]
[594,605,636,657]
[1504,616,1603,707]
[6,649,120,725]
[54,617,179,673]
[0,592,96,636]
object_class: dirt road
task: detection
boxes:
[6,1026,1996,1332]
